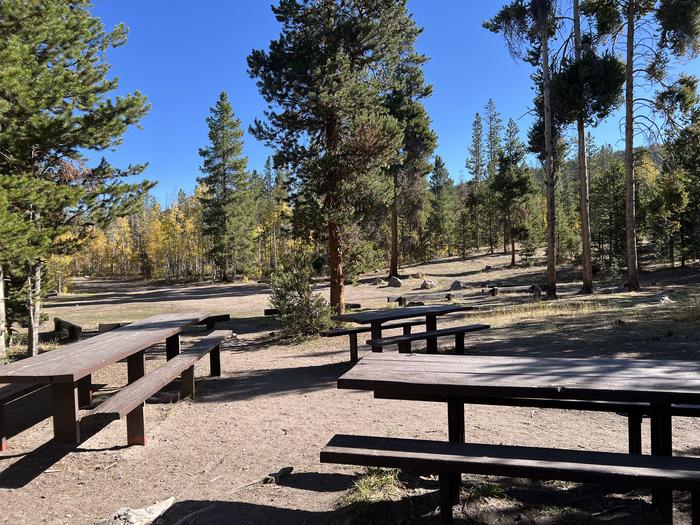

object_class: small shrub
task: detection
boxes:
[269,248,332,337]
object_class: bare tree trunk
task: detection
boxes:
[538,2,557,299]
[389,173,400,277]
[574,0,594,294]
[27,261,42,357]
[509,209,516,267]
[328,220,345,315]
[0,265,7,362]
[624,0,640,291]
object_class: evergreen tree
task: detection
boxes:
[384,49,436,277]
[581,0,700,290]
[484,99,503,254]
[198,92,255,281]
[486,0,561,298]
[0,0,152,355]
[466,112,486,249]
[426,156,458,257]
[492,120,533,266]
[549,0,625,292]
[248,0,421,313]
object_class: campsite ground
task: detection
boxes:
[2,251,700,524]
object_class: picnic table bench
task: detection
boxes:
[324,353,700,524]
[321,320,426,362]
[333,304,474,353]
[0,311,225,445]
[322,434,700,525]
[90,330,230,446]
[366,323,490,355]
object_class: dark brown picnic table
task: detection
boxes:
[333,304,473,353]
[338,352,700,521]
[0,311,210,444]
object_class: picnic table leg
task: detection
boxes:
[650,402,673,524]
[692,492,700,525]
[52,383,80,444]
[454,333,465,355]
[0,403,7,452]
[349,333,359,362]
[627,410,642,455]
[166,334,180,360]
[181,366,195,399]
[77,374,92,407]
[402,324,413,352]
[426,315,437,354]
[126,350,146,446]
[210,344,221,376]
[447,398,464,506]
[439,473,454,525]
[370,321,383,353]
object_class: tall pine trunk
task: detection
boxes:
[624,0,640,291]
[389,173,400,277]
[328,219,345,314]
[27,261,42,357]
[574,0,594,294]
[0,265,7,362]
[508,209,516,267]
[539,2,557,299]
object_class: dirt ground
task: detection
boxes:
[2,251,700,524]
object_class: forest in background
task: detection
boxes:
[2,0,700,358]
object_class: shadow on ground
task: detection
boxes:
[153,471,672,524]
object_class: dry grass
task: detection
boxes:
[344,467,404,506]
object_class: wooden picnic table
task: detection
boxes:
[338,353,700,521]
[333,304,473,353]
[0,311,210,444]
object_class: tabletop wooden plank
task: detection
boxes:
[333,304,474,324]
[0,312,210,384]
[338,353,700,404]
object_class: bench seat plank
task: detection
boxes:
[366,324,490,347]
[322,434,700,490]
[91,330,231,420]
[322,320,425,337]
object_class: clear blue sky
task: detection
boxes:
[88,1,700,205]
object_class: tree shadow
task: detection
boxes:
[195,361,355,403]
[45,282,270,309]
[0,415,123,489]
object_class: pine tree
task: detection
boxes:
[581,0,700,290]
[0,0,152,355]
[198,91,255,281]
[466,112,486,249]
[486,0,561,298]
[248,0,421,313]
[385,56,436,277]
[484,99,503,254]
[426,156,458,257]
[492,120,533,266]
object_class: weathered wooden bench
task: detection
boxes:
[0,383,49,451]
[321,434,700,525]
[90,330,231,446]
[321,320,426,362]
[367,324,490,355]
[53,318,82,342]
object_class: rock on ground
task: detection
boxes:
[388,276,402,288]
